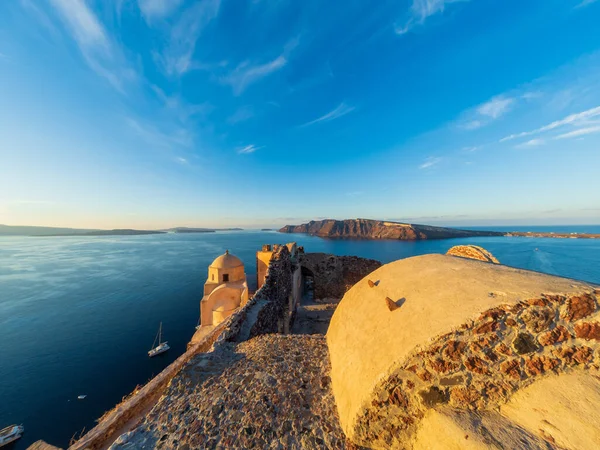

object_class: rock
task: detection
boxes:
[520,307,554,332]
[574,322,600,341]
[512,333,538,355]
[444,340,467,361]
[464,356,490,375]
[524,356,561,376]
[419,386,448,407]
[538,326,572,346]
[553,346,594,365]
[563,294,597,322]
[500,359,522,379]
[446,245,500,264]
[473,320,499,334]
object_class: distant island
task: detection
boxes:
[0,224,243,237]
[506,231,600,239]
[162,227,215,233]
[261,228,273,231]
[279,219,600,240]
[279,218,504,240]
[37,229,165,237]
[162,227,244,233]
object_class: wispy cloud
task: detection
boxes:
[395,0,469,35]
[460,95,515,130]
[220,37,298,95]
[154,0,221,76]
[576,0,598,8]
[300,103,356,127]
[462,146,481,152]
[150,84,212,121]
[237,144,262,154]
[477,96,514,119]
[43,0,136,92]
[554,125,600,140]
[500,105,600,142]
[138,0,184,23]
[126,117,193,149]
[515,138,545,148]
[20,0,62,38]
[221,56,287,95]
[227,106,255,125]
[419,156,442,169]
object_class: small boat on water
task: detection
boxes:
[0,424,24,447]
[148,322,170,357]
[77,395,87,400]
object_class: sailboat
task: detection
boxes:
[148,322,170,357]
[0,424,24,447]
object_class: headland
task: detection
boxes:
[279,218,600,240]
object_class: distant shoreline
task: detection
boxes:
[506,232,600,239]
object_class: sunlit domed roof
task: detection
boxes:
[210,250,244,269]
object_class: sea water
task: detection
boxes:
[1,229,599,448]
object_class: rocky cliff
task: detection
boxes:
[280,219,504,240]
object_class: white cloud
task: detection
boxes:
[126,117,193,148]
[459,95,515,130]
[155,0,221,76]
[419,156,442,169]
[554,125,600,140]
[462,146,481,152]
[49,0,109,50]
[396,0,469,35]
[500,105,600,142]
[221,56,287,95]
[138,0,184,22]
[227,106,255,124]
[394,20,413,35]
[576,0,598,8]
[477,96,515,119]
[44,0,136,92]
[175,156,189,164]
[515,138,545,148]
[521,91,543,101]
[463,120,483,130]
[300,103,356,127]
[237,144,262,154]
[150,84,212,121]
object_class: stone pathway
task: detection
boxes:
[110,335,360,450]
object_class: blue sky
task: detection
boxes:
[1,0,600,229]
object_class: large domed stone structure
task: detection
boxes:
[326,254,599,449]
[199,250,249,328]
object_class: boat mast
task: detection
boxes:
[158,322,162,345]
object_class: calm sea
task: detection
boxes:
[1,229,600,448]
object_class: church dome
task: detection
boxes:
[210,250,244,269]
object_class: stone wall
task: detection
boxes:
[300,253,381,300]
[326,254,599,449]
